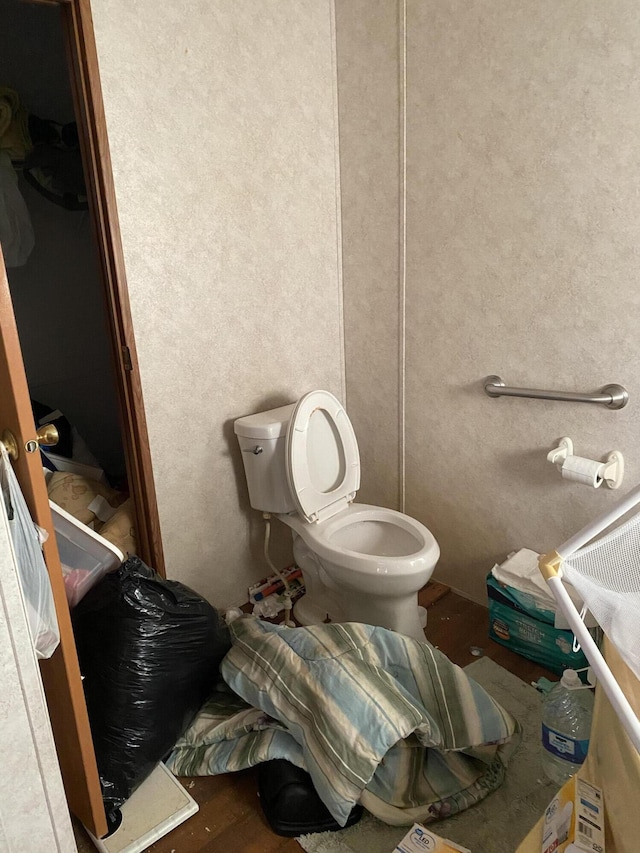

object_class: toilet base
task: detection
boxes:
[286,521,430,642]
[293,594,331,627]
[342,592,426,642]
[293,589,427,642]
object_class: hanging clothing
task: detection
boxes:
[0,86,32,162]
[0,87,34,267]
[23,115,87,210]
[0,150,34,267]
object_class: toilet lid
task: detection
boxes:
[286,390,360,523]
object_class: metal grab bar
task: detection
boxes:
[483,375,629,409]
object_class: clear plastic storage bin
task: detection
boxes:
[50,500,124,607]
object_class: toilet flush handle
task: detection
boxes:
[243,445,263,455]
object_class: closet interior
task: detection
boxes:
[1,0,135,549]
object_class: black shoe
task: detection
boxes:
[257,759,363,837]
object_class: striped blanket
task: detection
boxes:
[167,616,521,826]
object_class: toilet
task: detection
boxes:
[234,390,440,641]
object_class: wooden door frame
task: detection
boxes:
[38,0,166,576]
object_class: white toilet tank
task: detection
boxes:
[234,403,296,514]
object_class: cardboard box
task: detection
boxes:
[541,776,605,853]
[487,573,589,675]
[394,823,471,853]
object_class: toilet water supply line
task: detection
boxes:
[262,513,295,628]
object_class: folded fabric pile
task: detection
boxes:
[168,616,521,827]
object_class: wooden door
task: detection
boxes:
[0,253,108,838]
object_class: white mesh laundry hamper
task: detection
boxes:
[539,483,640,754]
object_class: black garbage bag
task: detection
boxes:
[72,555,231,815]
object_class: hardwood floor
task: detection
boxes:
[72,584,556,853]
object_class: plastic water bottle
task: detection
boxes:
[541,669,594,786]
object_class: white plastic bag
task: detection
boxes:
[0,151,35,268]
[1,445,60,658]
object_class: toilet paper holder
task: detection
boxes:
[547,437,624,489]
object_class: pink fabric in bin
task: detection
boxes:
[61,566,94,608]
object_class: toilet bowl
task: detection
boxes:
[234,390,440,640]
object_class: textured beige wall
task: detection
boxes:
[336,1,640,605]
[91,1,640,611]
[91,0,344,607]
[334,0,401,510]
[405,1,640,602]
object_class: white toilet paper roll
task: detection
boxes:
[561,455,604,487]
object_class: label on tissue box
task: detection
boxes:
[394,823,471,853]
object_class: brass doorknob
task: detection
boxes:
[0,424,59,461]
[36,424,59,447]
[1,429,19,461]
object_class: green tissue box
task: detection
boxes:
[487,573,588,675]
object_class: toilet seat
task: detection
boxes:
[286,390,360,523]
